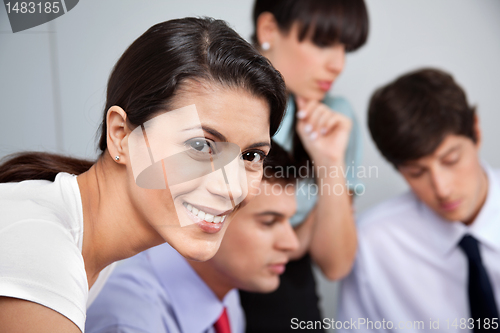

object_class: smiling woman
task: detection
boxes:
[0,17,286,333]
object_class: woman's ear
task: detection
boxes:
[256,12,279,49]
[106,106,128,163]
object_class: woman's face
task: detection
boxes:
[264,22,346,101]
[124,84,271,261]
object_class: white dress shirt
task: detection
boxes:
[338,165,500,333]
[85,243,244,333]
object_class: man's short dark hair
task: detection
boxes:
[263,141,296,185]
[368,68,477,167]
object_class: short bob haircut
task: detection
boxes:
[251,0,369,51]
[368,68,477,167]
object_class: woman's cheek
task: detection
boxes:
[168,177,204,198]
[242,170,264,205]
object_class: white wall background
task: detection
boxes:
[1,1,499,330]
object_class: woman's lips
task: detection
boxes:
[317,80,333,92]
[183,202,229,234]
[440,199,462,212]
[268,263,287,275]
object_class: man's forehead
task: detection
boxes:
[254,182,296,215]
[401,135,465,167]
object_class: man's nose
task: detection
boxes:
[430,169,452,200]
[276,221,300,253]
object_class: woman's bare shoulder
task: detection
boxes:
[0,296,82,333]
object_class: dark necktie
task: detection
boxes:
[213,307,231,333]
[458,234,499,332]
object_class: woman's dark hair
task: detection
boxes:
[0,17,287,183]
[252,0,369,51]
[368,68,477,167]
[0,153,93,183]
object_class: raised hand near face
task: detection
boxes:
[295,96,352,167]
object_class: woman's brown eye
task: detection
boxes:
[242,151,265,163]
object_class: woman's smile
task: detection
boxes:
[182,201,230,233]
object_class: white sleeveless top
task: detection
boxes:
[0,172,115,332]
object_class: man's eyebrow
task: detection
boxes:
[401,144,463,168]
[255,211,284,218]
[399,161,423,168]
[438,144,461,159]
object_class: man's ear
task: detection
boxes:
[256,12,279,49]
[106,106,128,163]
[473,113,482,149]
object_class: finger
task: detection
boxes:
[295,96,308,113]
[295,97,318,120]
[296,118,312,141]
[300,107,326,141]
[321,115,342,136]
[321,113,352,135]
[336,113,353,131]
[307,105,327,133]
[296,113,319,141]
[300,108,322,139]
[317,110,332,135]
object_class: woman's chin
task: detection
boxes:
[154,207,231,261]
[175,238,222,262]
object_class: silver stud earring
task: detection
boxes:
[261,42,270,51]
[115,156,120,161]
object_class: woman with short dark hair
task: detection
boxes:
[240,1,369,331]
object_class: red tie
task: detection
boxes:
[213,307,231,333]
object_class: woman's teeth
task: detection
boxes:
[184,203,226,224]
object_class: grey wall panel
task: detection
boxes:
[0,5,58,159]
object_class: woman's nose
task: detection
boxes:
[326,44,346,73]
[206,158,247,205]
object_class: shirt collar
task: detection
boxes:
[146,243,235,333]
[420,163,500,256]
[468,163,500,251]
[272,95,294,151]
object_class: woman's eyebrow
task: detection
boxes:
[247,142,271,149]
[183,125,227,142]
[202,126,227,142]
[183,126,270,149]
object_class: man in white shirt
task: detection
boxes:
[338,69,500,333]
[85,143,300,333]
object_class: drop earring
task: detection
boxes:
[261,42,270,51]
